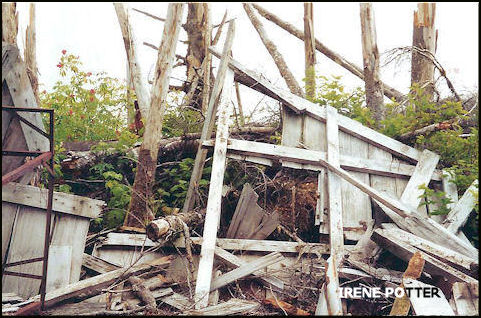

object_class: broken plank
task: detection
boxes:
[202,138,443,181]
[194,68,235,308]
[399,149,440,211]
[2,182,104,218]
[372,229,478,285]
[160,292,191,311]
[41,256,172,308]
[403,278,454,316]
[82,253,121,274]
[100,232,331,254]
[443,179,478,234]
[213,246,284,290]
[451,282,479,316]
[184,298,260,315]
[210,252,283,292]
[208,47,423,163]
[380,225,478,271]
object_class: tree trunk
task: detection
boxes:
[251,3,404,102]
[184,3,211,111]
[2,2,18,45]
[411,3,437,99]
[360,3,385,126]
[303,2,316,100]
[123,3,184,229]
[243,3,304,98]
[146,210,205,242]
[25,3,39,105]
[114,3,150,119]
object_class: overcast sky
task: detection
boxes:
[15,2,479,120]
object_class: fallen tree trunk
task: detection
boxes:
[146,209,205,242]
[251,3,404,101]
[60,126,276,171]
[127,276,157,314]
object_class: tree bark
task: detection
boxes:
[243,3,304,98]
[127,276,157,314]
[123,3,184,229]
[251,3,405,102]
[114,3,150,119]
[146,210,205,242]
[25,3,39,105]
[2,2,18,45]
[360,3,385,126]
[304,2,316,100]
[184,3,211,112]
[411,3,437,99]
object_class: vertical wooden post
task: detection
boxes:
[182,20,235,214]
[201,4,212,115]
[303,2,316,100]
[123,3,184,229]
[359,3,384,126]
[25,3,39,105]
[243,3,304,97]
[195,68,235,309]
[114,3,150,119]
[411,3,437,98]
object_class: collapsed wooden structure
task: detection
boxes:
[2,3,478,316]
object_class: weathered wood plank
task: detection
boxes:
[2,182,104,218]
[214,246,284,290]
[194,68,235,308]
[451,282,479,316]
[372,229,478,285]
[45,246,72,293]
[82,253,121,274]
[443,179,478,233]
[399,149,440,211]
[380,224,478,271]
[184,298,260,315]
[403,278,454,316]
[183,19,235,214]
[210,252,283,292]
[100,232,331,254]
[42,256,172,308]
[202,138,443,180]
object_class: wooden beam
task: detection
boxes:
[210,252,283,292]
[202,138,443,181]
[42,256,172,309]
[380,224,478,271]
[443,179,478,234]
[399,149,440,211]
[372,229,478,285]
[194,68,235,307]
[82,253,121,274]
[2,182,104,219]
[184,298,260,315]
[214,246,284,290]
[208,47,422,163]
[100,232,331,254]
[182,19,236,214]
[303,2,316,99]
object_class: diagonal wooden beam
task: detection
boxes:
[183,19,235,214]
[442,179,478,234]
[194,45,235,308]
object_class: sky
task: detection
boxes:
[15,2,479,122]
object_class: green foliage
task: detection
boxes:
[418,184,453,216]
[40,51,132,144]
[311,75,374,127]
[161,92,204,138]
[101,169,131,229]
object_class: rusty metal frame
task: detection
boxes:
[2,105,54,311]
